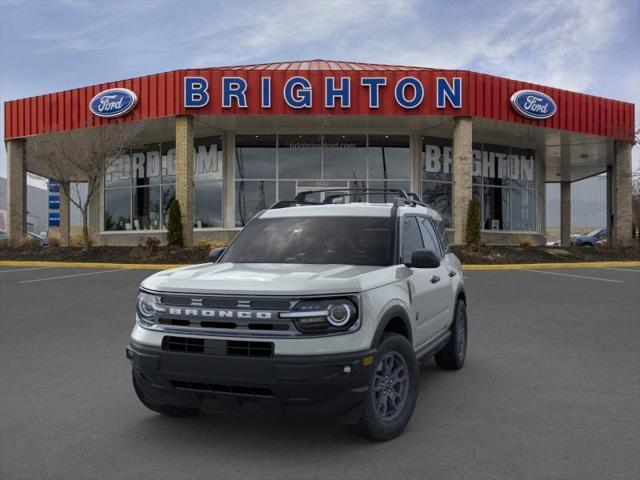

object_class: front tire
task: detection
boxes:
[435,300,467,370]
[353,333,419,441]
[132,373,201,417]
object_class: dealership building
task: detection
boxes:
[3,60,636,246]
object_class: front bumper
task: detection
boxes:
[127,339,375,423]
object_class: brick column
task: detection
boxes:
[611,141,633,247]
[452,117,472,245]
[6,139,27,244]
[560,181,571,246]
[59,182,70,247]
[175,115,194,246]
[222,133,236,229]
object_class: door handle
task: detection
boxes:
[448,270,457,277]
[430,275,441,284]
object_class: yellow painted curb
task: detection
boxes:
[463,261,640,271]
[0,260,186,270]
[1,259,639,271]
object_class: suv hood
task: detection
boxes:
[141,262,397,296]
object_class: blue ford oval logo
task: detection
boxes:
[510,89,556,120]
[89,88,138,118]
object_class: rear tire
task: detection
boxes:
[132,373,201,417]
[353,333,418,441]
[435,300,467,370]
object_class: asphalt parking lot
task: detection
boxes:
[1,265,639,480]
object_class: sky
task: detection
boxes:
[0,0,638,182]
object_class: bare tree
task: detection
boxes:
[27,121,144,250]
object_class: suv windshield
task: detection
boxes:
[222,216,394,266]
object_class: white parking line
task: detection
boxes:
[598,267,640,273]
[18,269,124,284]
[0,266,56,273]
[527,269,624,283]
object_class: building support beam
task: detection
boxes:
[560,181,571,246]
[410,133,422,195]
[222,133,236,229]
[6,139,27,244]
[611,141,633,247]
[175,115,194,246]
[59,182,70,247]
[452,117,473,245]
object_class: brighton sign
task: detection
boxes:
[183,75,463,110]
[510,89,557,120]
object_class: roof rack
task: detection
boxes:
[270,188,429,209]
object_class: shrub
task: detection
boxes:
[519,241,532,247]
[196,239,214,251]
[196,239,227,251]
[465,199,481,246]
[144,236,161,256]
[48,237,61,248]
[166,200,183,247]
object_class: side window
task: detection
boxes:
[401,216,424,264]
[418,217,442,257]
[434,218,450,253]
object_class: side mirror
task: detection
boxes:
[208,247,226,263]
[406,249,440,269]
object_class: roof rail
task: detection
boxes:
[268,188,430,209]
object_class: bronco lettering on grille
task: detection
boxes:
[166,308,273,320]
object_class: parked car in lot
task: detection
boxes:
[572,228,607,247]
[0,230,48,246]
[127,189,468,441]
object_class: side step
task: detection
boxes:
[415,330,451,361]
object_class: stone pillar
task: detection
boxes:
[175,116,194,246]
[452,117,473,244]
[410,133,422,196]
[6,139,27,244]
[222,133,236,229]
[59,182,70,247]
[611,141,633,247]
[560,181,571,246]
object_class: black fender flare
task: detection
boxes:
[456,286,467,305]
[370,305,413,348]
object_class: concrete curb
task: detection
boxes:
[1,260,639,271]
[0,260,185,270]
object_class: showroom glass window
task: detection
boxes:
[235,134,411,226]
[194,136,223,228]
[422,137,453,227]
[103,136,223,231]
[422,137,536,232]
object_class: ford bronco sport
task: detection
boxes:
[127,189,468,441]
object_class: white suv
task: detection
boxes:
[127,189,468,441]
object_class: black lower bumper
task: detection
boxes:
[127,340,375,423]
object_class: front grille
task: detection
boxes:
[171,380,274,397]
[162,336,274,358]
[159,295,293,310]
[157,318,290,332]
[162,336,204,353]
[227,340,274,358]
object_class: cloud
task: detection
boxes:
[0,0,638,175]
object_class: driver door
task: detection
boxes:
[401,216,451,346]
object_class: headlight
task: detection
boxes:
[136,291,160,325]
[281,297,358,334]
